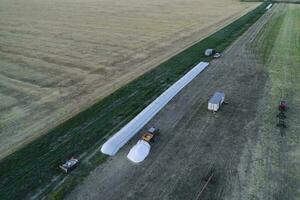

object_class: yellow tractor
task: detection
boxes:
[141,127,159,143]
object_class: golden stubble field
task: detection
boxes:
[0,0,259,159]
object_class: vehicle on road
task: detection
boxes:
[213,53,222,59]
[204,49,216,56]
[204,49,221,59]
[142,127,160,143]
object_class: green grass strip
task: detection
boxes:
[0,2,268,200]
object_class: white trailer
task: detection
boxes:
[204,49,215,57]
[208,92,225,112]
[266,4,273,10]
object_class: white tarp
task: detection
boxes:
[101,62,209,156]
[127,140,151,163]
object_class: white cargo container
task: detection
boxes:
[266,4,273,10]
[208,92,225,112]
[204,49,215,56]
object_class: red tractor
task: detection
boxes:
[277,100,287,128]
[278,100,287,112]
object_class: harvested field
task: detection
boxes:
[67,4,300,200]
[0,0,259,159]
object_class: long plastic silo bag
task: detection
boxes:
[101,62,209,156]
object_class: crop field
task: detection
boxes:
[0,0,259,159]
[0,2,267,200]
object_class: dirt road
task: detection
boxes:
[67,5,279,200]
